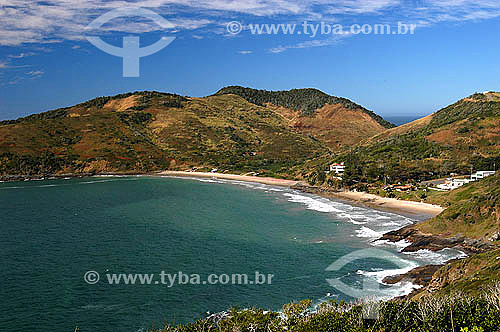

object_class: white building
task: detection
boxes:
[471,171,496,181]
[436,171,496,191]
[329,162,345,175]
[437,178,471,191]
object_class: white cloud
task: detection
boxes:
[1,0,500,46]
[8,52,35,58]
[27,70,44,77]
[2,68,44,86]
[269,35,347,53]
[325,0,399,15]
[238,50,252,54]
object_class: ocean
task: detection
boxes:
[0,176,465,331]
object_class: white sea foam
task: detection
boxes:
[79,179,119,184]
[385,281,423,299]
[403,248,468,264]
[196,179,220,183]
[357,259,418,283]
[352,255,422,300]
[283,193,343,213]
[380,221,402,227]
[355,227,383,239]
[372,239,412,251]
[350,214,371,219]
[339,213,368,225]
[0,186,22,189]
[213,179,286,193]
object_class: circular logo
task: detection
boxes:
[84,271,100,284]
[325,249,409,298]
[227,21,243,35]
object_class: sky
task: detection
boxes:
[1,0,500,121]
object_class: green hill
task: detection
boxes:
[416,172,500,240]
[334,92,500,185]
[0,91,328,178]
[215,86,395,129]
[216,86,394,151]
[0,88,396,178]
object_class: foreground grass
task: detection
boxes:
[147,285,500,332]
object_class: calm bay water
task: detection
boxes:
[0,176,464,331]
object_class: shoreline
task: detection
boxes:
[326,190,443,220]
[1,170,444,219]
[159,171,443,219]
[158,171,306,187]
[159,171,454,299]
[2,170,464,300]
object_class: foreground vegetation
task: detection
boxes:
[147,286,500,332]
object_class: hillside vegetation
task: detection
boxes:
[415,173,500,240]
[421,249,500,297]
[334,92,500,185]
[0,91,327,177]
[216,86,394,151]
[0,87,396,177]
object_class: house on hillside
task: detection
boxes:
[394,185,412,192]
[437,178,471,191]
[471,171,496,181]
[329,162,345,175]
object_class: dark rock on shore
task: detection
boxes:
[383,264,444,287]
[379,226,498,255]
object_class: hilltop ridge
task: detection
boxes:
[215,86,395,128]
[216,86,394,150]
[0,87,395,177]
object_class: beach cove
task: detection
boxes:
[0,175,462,331]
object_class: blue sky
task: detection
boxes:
[1,0,500,121]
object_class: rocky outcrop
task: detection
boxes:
[383,264,444,287]
[379,226,498,255]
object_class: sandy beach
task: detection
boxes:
[159,171,444,218]
[159,171,305,187]
[328,191,444,218]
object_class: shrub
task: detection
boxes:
[149,287,500,332]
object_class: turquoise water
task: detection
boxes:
[0,176,464,331]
